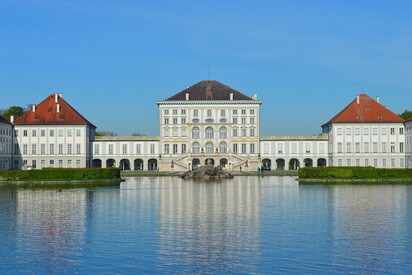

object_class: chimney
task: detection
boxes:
[230,93,233,100]
[186,93,189,100]
[32,105,36,112]
[252,93,257,100]
[55,93,59,103]
[376,96,380,103]
[10,115,14,123]
[57,104,60,113]
[59,93,63,98]
[356,94,360,104]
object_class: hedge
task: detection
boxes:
[299,167,412,180]
[0,168,121,182]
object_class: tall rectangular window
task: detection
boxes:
[173,144,178,154]
[41,130,45,137]
[355,142,360,153]
[50,130,54,137]
[94,144,99,154]
[364,142,369,153]
[182,144,186,154]
[58,144,63,154]
[193,110,198,117]
[233,144,238,154]
[390,142,395,153]
[373,142,378,153]
[241,143,247,154]
[50,144,55,154]
[136,144,141,154]
[400,142,404,153]
[122,144,127,154]
[382,142,387,153]
[346,142,351,153]
[338,142,342,153]
[67,129,72,137]
[109,144,114,155]
[32,130,37,137]
[76,129,81,137]
[76,144,81,154]
[23,144,28,154]
[278,143,283,154]
[390,127,395,135]
[32,144,36,155]
[41,144,45,155]
[58,129,64,137]
[150,144,155,154]
[164,144,169,154]
[250,143,255,154]
[221,110,225,117]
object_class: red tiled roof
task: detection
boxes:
[166,80,254,101]
[0,114,11,125]
[323,94,404,126]
[13,94,96,127]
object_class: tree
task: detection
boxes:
[1,106,25,122]
[399,110,412,120]
[95,131,118,136]
[131,132,146,136]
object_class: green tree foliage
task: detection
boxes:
[96,131,118,136]
[399,110,412,120]
[131,132,146,136]
[1,106,25,122]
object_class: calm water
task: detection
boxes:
[1,176,412,274]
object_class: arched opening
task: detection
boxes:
[219,142,227,154]
[219,126,227,138]
[92,159,102,168]
[304,158,313,167]
[220,158,228,168]
[317,158,327,167]
[192,158,200,169]
[276,159,285,170]
[205,127,214,138]
[289,158,300,170]
[134,159,144,170]
[192,127,200,139]
[192,142,200,154]
[106,159,116,168]
[148,159,157,171]
[119,159,130,171]
[205,142,214,154]
[262,158,271,171]
[205,158,215,166]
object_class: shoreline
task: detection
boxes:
[298,178,412,183]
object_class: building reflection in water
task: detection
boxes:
[15,189,88,273]
[154,176,261,273]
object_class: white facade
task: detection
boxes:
[91,136,160,170]
[156,100,262,171]
[13,125,95,170]
[323,123,405,168]
[0,118,13,170]
[405,118,412,168]
[260,135,328,170]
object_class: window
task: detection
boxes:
[221,110,225,117]
[372,127,378,135]
[241,129,247,137]
[59,144,63,154]
[291,143,297,154]
[338,159,342,166]
[250,110,255,115]
[233,110,238,115]
[164,118,169,125]
[355,142,360,153]
[136,144,141,154]
[164,127,170,137]
[193,110,198,117]
[182,144,186,154]
[23,130,28,137]
[172,127,178,137]
[241,118,246,124]
[41,144,45,155]
[76,160,81,168]
[67,144,72,154]
[250,118,255,124]
[173,118,177,124]
[192,127,200,139]
[233,129,238,137]
[205,127,214,138]
[164,144,169,154]
[192,142,200,154]
[67,160,72,168]
[391,159,395,167]
[76,129,81,137]
[264,143,269,154]
[364,127,369,135]
[241,143,247,154]
[67,129,72,137]
[181,110,186,115]
[32,144,36,155]
[250,143,255,154]
[319,143,325,154]
[233,118,238,124]
[173,144,178,154]
[337,128,342,135]
[122,144,127,154]
[355,128,360,135]
[382,142,387,153]
[381,127,387,135]
[338,142,342,153]
[109,144,114,155]
[181,118,186,124]
[181,127,187,137]
[241,110,246,115]
[365,159,369,166]
[219,142,227,153]
[382,159,387,167]
[205,142,214,154]
[373,142,378,153]
[364,142,369,153]
[94,144,99,154]
[41,130,45,137]
[390,142,395,153]
[150,144,155,154]
[400,142,404,153]
[346,128,352,135]
[58,129,63,137]
[305,143,311,153]
[356,159,360,166]
[390,127,395,135]
[76,144,81,154]
[400,128,404,135]
[50,144,55,154]
[233,144,238,154]
[250,129,255,137]
[278,143,283,154]
[219,127,227,138]
[32,130,37,137]
[59,160,63,168]
[346,142,351,153]
[207,110,212,117]
[172,110,177,115]
[164,110,169,115]
[50,160,54,168]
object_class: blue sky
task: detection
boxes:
[1,0,411,136]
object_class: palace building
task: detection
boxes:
[1,81,411,171]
